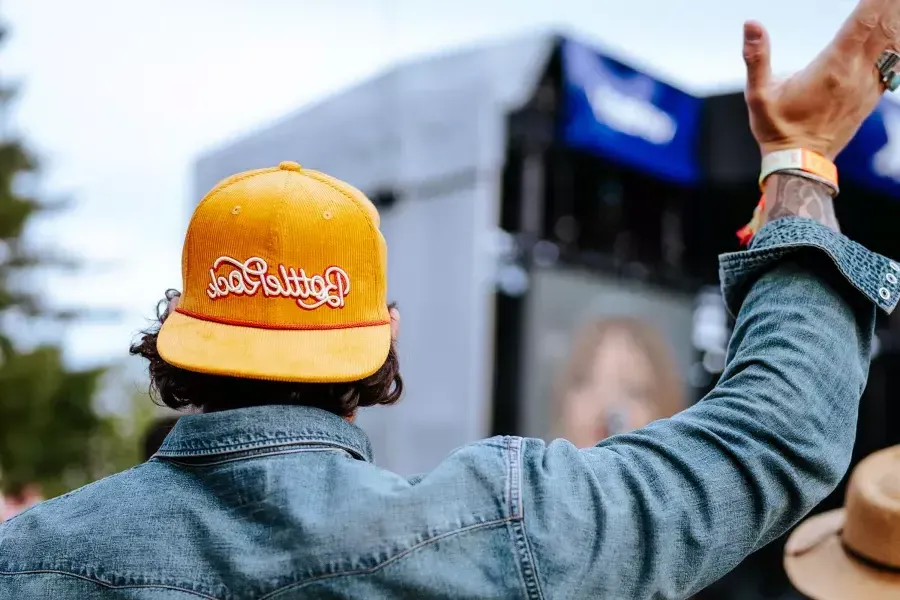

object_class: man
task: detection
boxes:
[784,445,900,599]
[0,3,899,598]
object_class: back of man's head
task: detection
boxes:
[130,163,402,417]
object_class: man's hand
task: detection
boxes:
[743,0,900,230]
[744,0,900,159]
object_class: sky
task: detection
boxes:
[1,0,865,369]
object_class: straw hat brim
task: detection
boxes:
[784,509,900,600]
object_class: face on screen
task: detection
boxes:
[562,328,658,446]
[557,318,684,448]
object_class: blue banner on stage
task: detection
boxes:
[561,37,900,198]
[560,39,703,184]
[838,98,900,197]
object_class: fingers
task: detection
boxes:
[833,0,890,58]
[743,21,772,99]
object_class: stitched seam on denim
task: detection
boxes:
[732,241,885,308]
[509,438,545,600]
[508,438,522,520]
[157,438,367,461]
[0,570,218,599]
[503,439,526,595]
[257,518,515,599]
[510,520,543,600]
[479,438,508,451]
[159,432,360,451]
[727,220,888,275]
[718,219,899,317]
[721,249,787,267]
[160,446,353,467]
[505,437,514,519]
[720,219,836,264]
[723,243,824,266]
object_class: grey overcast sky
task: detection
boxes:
[1,0,863,367]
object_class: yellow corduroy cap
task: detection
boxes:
[157,161,390,383]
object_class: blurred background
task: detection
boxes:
[1,1,899,598]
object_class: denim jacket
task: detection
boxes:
[0,218,896,600]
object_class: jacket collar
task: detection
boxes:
[156,404,374,462]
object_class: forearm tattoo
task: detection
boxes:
[763,174,840,232]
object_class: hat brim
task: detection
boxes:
[785,509,900,600]
[156,310,392,383]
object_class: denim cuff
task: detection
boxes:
[718,217,900,317]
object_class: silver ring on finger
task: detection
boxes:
[876,50,900,92]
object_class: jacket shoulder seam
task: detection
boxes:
[507,437,545,600]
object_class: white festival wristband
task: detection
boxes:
[759,149,839,196]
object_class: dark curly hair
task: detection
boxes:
[130,290,403,417]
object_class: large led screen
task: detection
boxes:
[518,268,695,442]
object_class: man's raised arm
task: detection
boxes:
[517,3,900,598]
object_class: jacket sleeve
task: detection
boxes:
[520,218,897,600]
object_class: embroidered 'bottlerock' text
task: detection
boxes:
[206,256,350,310]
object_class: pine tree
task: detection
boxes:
[0,23,110,499]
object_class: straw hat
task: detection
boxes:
[785,445,900,599]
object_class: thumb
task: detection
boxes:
[743,20,772,96]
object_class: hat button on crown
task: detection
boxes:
[278,161,303,172]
